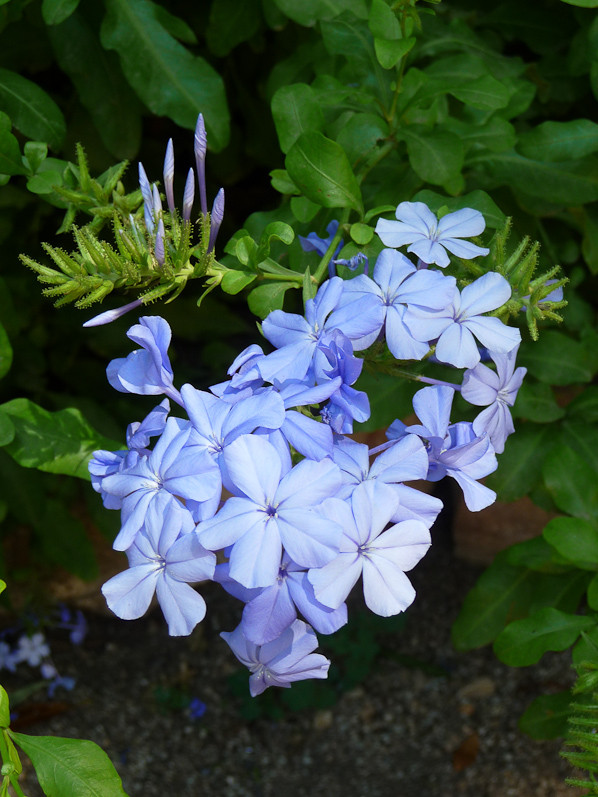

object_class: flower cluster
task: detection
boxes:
[91,202,525,696]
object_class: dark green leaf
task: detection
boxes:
[448,116,517,154]
[0,319,12,378]
[23,141,48,173]
[151,5,197,44]
[573,625,598,667]
[560,0,598,7]
[0,685,9,728]
[0,398,122,480]
[450,75,510,110]
[511,380,565,423]
[38,499,98,580]
[206,0,261,56]
[0,69,65,149]
[493,607,593,666]
[403,128,464,189]
[286,131,363,213]
[582,203,598,274]
[270,169,301,196]
[336,113,389,166]
[42,0,80,25]
[49,11,142,159]
[543,445,598,521]
[566,387,598,423]
[452,553,536,650]
[26,170,63,194]
[10,731,129,797]
[354,369,414,432]
[247,282,296,318]
[544,517,598,569]
[101,0,229,150]
[290,196,320,222]
[485,423,553,501]
[0,412,14,446]
[518,120,598,162]
[479,151,598,206]
[519,691,572,740]
[505,535,565,572]
[561,419,598,475]
[0,125,26,175]
[518,331,594,385]
[271,84,324,154]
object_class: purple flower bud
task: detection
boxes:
[194,113,208,215]
[182,167,195,223]
[138,163,154,234]
[83,298,144,328]
[152,184,163,220]
[207,188,224,253]
[163,139,175,215]
[155,218,165,266]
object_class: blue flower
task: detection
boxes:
[221,619,330,697]
[375,202,490,267]
[299,221,343,258]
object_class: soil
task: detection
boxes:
[2,539,585,797]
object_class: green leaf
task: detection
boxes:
[518,331,594,385]
[290,195,320,222]
[368,0,399,40]
[0,320,12,379]
[23,141,48,173]
[0,69,65,150]
[271,84,325,154]
[26,170,63,194]
[582,203,598,274]
[0,412,14,447]
[544,517,598,569]
[354,370,414,432]
[374,37,415,69]
[349,223,373,245]
[101,0,230,150]
[560,0,598,7]
[573,625,598,666]
[286,131,363,213]
[403,128,464,189]
[448,116,516,154]
[566,387,598,423]
[336,113,389,165]
[479,151,598,206]
[450,75,510,110]
[493,607,594,666]
[270,169,300,196]
[561,419,598,476]
[511,380,565,423]
[0,686,9,728]
[0,126,26,176]
[505,535,564,572]
[9,732,129,797]
[206,0,261,57]
[221,269,256,295]
[543,445,598,521]
[247,282,295,318]
[38,499,98,580]
[0,398,121,480]
[519,691,572,740]
[48,11,142,160]
[485,423,553,501]
[42,0,80,25]
[151,5,197,44]
[518,120,598,162]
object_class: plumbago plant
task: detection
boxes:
[1,0,598,792]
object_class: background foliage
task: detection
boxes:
[0,0,597,765]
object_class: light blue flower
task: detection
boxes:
[376,202,489,267]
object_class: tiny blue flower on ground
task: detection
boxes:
[15,633,50,667]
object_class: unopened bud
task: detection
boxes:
[182,167,195,223]
[83,298,143,328]
[207,188,225,253]
[194,113,208,215]
[155,218,165,266]
[163,139,175,215]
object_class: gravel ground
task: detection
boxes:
[5,544,584,797]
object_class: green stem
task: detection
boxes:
[9,773,26,797]
[260,272,303,283]
[312,208,351,286]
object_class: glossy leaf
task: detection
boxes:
[493,607,594,666]
[101,0,229,150]
[247,281,296,318]
[0,398,121,480]
[511,380,565,423]
[42,0,80,25]
[368,0,399,40]
[374,37,415,69]
[0,69,65,150]
[0,412,14,447]
[336,113,389,165]
[561,419,598,476]
[286,131,363,213]
[543,445,598,521]
[403,128,464,188]
[272,84,324,154]
[221,269,257,295]
[0,686,9,728]
[450,75,510,110]
[10,732,129,797]
[0,113,26,176]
